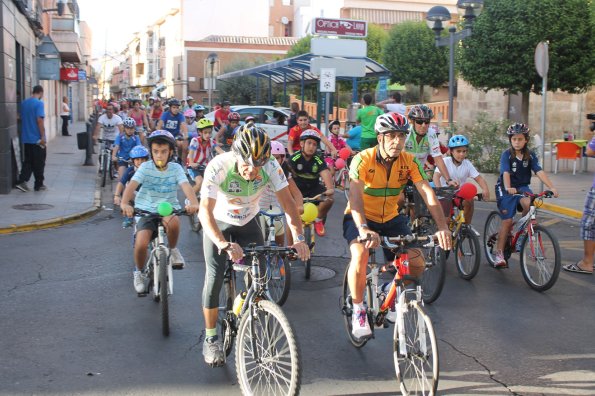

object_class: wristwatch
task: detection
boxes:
[296,234,306,242]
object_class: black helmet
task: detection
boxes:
[506,123,530,137]
[407,104,434,121]
[168,98,181,107]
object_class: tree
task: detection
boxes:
[459,0,595,120]
[286,35,312,58]
[218,58,270,105]
[382,21,448,101]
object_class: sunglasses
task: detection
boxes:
[415,120,431,125]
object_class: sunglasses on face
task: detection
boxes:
[415,120,430,125]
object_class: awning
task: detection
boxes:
[217,53,390,84]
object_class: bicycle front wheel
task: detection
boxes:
[455,228,481,280]
[394,301,439,396]
[483,211,502,267]
[519,225,561,292]
[158,249,169,337]
[236,300,301,395]
[341,263,373,348]
[101,152,108,188]
[266,254,291,306]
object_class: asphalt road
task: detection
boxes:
[1,192,594,395]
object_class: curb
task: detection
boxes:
[541,202,582,219]
[0,179,103,235]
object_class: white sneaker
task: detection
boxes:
[351,308,372,339]
[170,248,185,269]
[133,270,146,293]
[386,306,398,324]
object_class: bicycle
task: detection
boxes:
[341,234,439,395]
[185,167,202,233]
[217,244,301,395]
[259,209,291,305]
[134,203,187,336]
[301,194,326,279]
[483,190,561,291]
[334,165,350,200]
[97,138,116,188]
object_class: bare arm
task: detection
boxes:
[198,196,227,249]
[474,175,490,201]
[319,169,334,195]
[432,169,444,187]
[433,156,457,187]
[37,117,46,145]
[287,137,295,155]
[348,178,379,248]
[321,135,338,156]
[121,180,140,217]
[156,119,164,130]
[276,186,309,260]
[535,170,559,197]
[180,182,199,212]
[287,177,303,214]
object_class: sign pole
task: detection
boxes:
[535,41,549,193]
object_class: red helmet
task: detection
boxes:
[228,112,241,122]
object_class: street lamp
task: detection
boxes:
[207,53,218,110]
[426,0,483,136]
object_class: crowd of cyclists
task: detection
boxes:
[94,94,559,368]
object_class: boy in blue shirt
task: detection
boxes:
[121,130,199,293]
[492,123,558,268]
[157,98,188,165]
[112,117,142,180]
[114,145,150,228]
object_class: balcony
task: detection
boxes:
[50,16,81,63]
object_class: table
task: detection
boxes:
[549,139,589,172]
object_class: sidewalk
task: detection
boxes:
[0,121,101,234]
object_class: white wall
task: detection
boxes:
[182,0,270,40]
[294,0,342,37]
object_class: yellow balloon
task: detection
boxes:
[301,202,318,223]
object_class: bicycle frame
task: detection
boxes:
[141,219,172,295]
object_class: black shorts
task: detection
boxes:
[343,214,411,261]
[135,216,160,240]
[299,183,326,199]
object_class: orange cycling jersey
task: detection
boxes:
[345,147,426,223]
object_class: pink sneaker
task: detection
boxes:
[493,250,508,269]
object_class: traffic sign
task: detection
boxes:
[535,41,549,78]
[312,17,367,37]
[311,38,367,58]
[310,58,366,77]
[320,68,336,93]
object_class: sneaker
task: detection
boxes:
[133,270,146,293]
[34,185,48,192]
[385,300,398,323]
[170,247,185,270]
[203,337,225,366]
[351,308,372,339]
[122,217,133,228]
[493,250,508,269]
[314,219,326,236]
[15,182,29,192]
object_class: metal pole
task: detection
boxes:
[283,72,287,107]
[324,92,330,139]
[540,56,548,192]
[256,77,260,105]
[268,76,272,106]
[300,70,305,110]
[208,60,213,110]
[448,27,455,137]
[352,77,358,103]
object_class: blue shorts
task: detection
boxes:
[496,185,532,220]
[343,214,411,261]
[581,187,595,240]
[187,165,206,179]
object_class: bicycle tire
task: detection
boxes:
[158,249,169,337]
[341,263,373,348]
[342,170,350,201]
[455,228,481,280]
[236,300,301,395]
[304,225,312,279]
[483,211,503,267]
[266,254,291,306]
[519,225,561,292]
[394,301,439,396]
[188,211,201,232]
[417,219,446,304]
[101,152,108,188]
[218,276,235,357]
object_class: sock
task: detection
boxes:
[205,328,217,342]
[353,302,364,311]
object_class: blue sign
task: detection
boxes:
[78,70,87,81]
[376,77,388,101]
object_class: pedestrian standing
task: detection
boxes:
[16,85,47,192]
[356,93,383,150]
[60,96,70,136]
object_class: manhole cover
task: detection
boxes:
[12,203,54,210]
[291,265,336,282]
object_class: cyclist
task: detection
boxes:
[157,99,188,164]
[244,115,256,127]
[93,104,123,143]
[492,123,559,268]
[184,95,194,111]
[121,131,199,293]
[325,120,352,177]
[184,109,198,141]
[114,145,150,228]
[287,110,337,157]
[193,104,206,121]
[213,100,231,130]
[129,99,150,145]
[112,117,142,180]
[198,125,309,367]
[432,134,491,225]
[288,130,335,237]
[187,118,223,195]
[149,97,163,131]
[344,112,452,340]
[215,111,241,152]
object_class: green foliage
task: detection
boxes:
[286,35,312,58]
[218,58,269,104]
[464,112,512,174]
[382,21,449,89]
[363,24,389,62]
[459,0,595,94]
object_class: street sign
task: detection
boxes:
[311,38,367,57]
[377,77,388,101]
[78,70,87,81]
[312,17,367,37]
[535,41,549,78]
[320,68,336,93]
[310,58,366,77]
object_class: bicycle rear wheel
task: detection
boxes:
[342,170,350,200]
[218,273,235,357]
[236,300,301,395]
[101,152,108,187]
[265,254,291,306]
[158,249,169,337]
[520,225,561,292]
[341,263,373,348]
[455,227,481,280]
[483,211,502,267]
[421,246,446,304]
[394,301,439,396]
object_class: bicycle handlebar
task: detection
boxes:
[357,234,437,249]
[303,193,328,204]
[133,208,188,217]
[513,190,554,199]
[258,210,285,218]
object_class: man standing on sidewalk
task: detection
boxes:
[16,85,46,192]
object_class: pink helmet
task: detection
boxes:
[183,109,196,118]
[270,140,285,155]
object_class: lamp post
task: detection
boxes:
[426,0,483,136]
[207,53,218,110]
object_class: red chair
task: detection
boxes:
[554,142,581,175]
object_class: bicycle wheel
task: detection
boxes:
[519,225,561,292]
[394,301,439,396]
[455,227,481,280]
[304,225,312,279]
[158,249,169,337]
[265,254,291,306]
[342,170,350,201]
[218,274,235,357]
[101,152,108,188]
[236,300,301,395]
[483,211,502,267]
[341,264,373,348]
[421,246,446,304]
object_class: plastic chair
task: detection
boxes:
[554,142,581,175]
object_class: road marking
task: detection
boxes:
[540,218,562,227]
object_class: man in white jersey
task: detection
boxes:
[198,125,309,367]
[93,104,123,143]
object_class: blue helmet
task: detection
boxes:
[448,134,469,148]
[193,104,206,112]
[129,145,150,159]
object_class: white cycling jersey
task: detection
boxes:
[404,126,442,167]
[98,114,123,141]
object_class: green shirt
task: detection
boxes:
[356,105,383,139]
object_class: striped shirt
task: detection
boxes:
[132,161,188,212]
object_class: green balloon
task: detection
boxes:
[157,202,173,216]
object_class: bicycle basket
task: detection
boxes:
[412,187,455,218]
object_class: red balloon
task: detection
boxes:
[339,148,351,161]
[335,158,346,170]
[456,183,478,200]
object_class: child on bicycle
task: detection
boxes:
[215,112,241,152]
[187,118,223,195]
[121,130,199,293]
[114,145,150,228]
[432,134,490,226]
[324,120,352,177]
[184,109,198,141]
[492,123,559,268]
[112,117,142,180]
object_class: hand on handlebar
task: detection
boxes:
[446,179,460,188]
[506,187,517,195]
[324,188,335,196]
[291,240,310,261]
[222,242,244,263]
[121,203,134,218]
[185,202,199,214]
[358,230,380,249]
[549,187,559,198]
[434,228,452,251]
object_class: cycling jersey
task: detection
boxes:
[219,124,236,151]
[114,134,141,160]
[97,113,123,140]
[346,147,426,223]
[188,136,217,166]
[160,111,185,137]
[288,151,327,191]
[404,127,442,167]
[201,152,288,226]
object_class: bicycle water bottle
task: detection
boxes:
[233,291,247,316]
